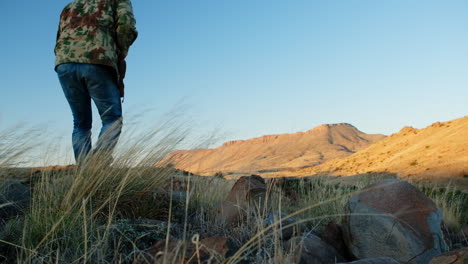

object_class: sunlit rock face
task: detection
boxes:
[342,179,448,264]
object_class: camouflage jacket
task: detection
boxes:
[54,0,137,76]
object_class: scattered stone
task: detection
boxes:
[285,234,346,264]
[342,179,448,264]
[265,211,301,241]
[337,257,402,264]
[0,181,30,222]
[429,248,468,264]
[216,175,266,226]
[322,220,354,261]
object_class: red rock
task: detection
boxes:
[216,175,266,226]
[342,179,448,264]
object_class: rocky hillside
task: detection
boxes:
[163,123,385,176]
[291,116,468,179]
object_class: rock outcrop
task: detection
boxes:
[342,179,448,264]
[216,175,266,226]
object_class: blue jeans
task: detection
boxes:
[57,63,122,163]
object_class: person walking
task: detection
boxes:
[54,0,137,164]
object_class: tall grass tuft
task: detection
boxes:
[0,115,193,263]
[420,183,468,232]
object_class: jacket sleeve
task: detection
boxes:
[55,4,71,55]
[115,0,138,59]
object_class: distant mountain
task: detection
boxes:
[163,123,386,176]
[291,116,468,179]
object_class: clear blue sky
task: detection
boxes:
[1,0,467,164]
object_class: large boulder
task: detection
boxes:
[429,248,468,264]
[216,175,266,226]
[285,234,346,264]
[342,179,448,264]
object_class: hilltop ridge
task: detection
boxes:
[287,116,468,179]
[163,123,385,175]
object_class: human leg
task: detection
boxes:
[84,64,122,155]
[57,64,93,163]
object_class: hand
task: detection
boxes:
[117,59,127,97]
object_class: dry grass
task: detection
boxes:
[0,123,466,263]
[0,117,192,263]
[419,183,468,232]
